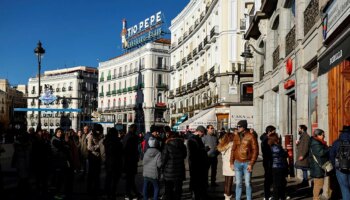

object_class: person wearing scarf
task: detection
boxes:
[309,129,330,200]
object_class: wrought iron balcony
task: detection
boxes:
[304,0,319,36]
[100,77,104,82]
[192,48,198,58]
[117,89,122,94]
[99,92,104,97]
[194,104,200,110]
[183,31,188,39]
[112,74,117,79]
[118,73,122,77]
[204,36,210,49]
[168,90,174,99]
[195,19,199,28]
[112,90,117,95]
[198,42,204,53]
[176,62,181,69]
[200,12,205,21]
[187,53,193,63]
[187,82,191,90]
[178,36,183,44]
[273,45,280,70]
[209,67,215,80]
[127,87,133,92]
[122,88,127,93]
[123,72,127,76]
[156,83,168,90]
[107,75,111,81]
[170,65,174,71]
[197,75,203,85]
[203,72,208,83]
[181,85,186,93]
[181,58,186,65]
[210,26,219,40]
[192,80,197,88]
[106,91,111,96]
[189,25,194,34]
[285,26,296,56]
[175,88,180,95]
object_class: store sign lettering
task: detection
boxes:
[329,50,342,65]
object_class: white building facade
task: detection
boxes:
[169,0,255,131]
[98,39,171,133]
[27,66,98,133]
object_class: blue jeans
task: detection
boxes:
[336,170,350,199]
[143,177,159,200]
[234,161,252,200]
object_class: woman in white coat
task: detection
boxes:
[217,128,236,200]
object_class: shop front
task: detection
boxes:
[318,0,350,143]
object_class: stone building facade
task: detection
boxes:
[98,39,171,133]
[169,0,255,131]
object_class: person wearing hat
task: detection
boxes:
[330,125,350,199]
[187,125,209,199]
[230,120,258,200]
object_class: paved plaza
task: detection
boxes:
[2,155,313,200]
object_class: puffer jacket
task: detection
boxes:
[230,129,259,166]
[161,137,187,181]
[143,147,162,179]
[271,144,288,169]
[309,137,329,178]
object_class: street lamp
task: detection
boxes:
[34,41,45,131]
[240,42,253,72]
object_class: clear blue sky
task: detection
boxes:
[0,0,189,85]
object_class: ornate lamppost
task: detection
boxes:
[34,41,45,131]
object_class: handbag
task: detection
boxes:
[311,149,333,173]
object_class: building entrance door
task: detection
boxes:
[328,60,350,144]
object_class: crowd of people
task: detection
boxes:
[1,121,350,200]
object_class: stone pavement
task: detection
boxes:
[2,155,313,200]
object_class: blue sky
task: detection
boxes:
[0,0,189,85]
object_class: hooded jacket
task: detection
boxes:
[143,147,162,179]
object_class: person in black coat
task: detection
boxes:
[162,132,187,200]
[187,126,209,200]
[102,128,123,200]
[260,125,275,200]
[123,124,142,199]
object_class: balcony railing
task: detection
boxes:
[192,80,197,88]
[204,37,209,47]
[140,65,145,70]
[118,73,122,77]
[209,67,215,79]
[200,12,205,21]
[178,36,183,44]
[112,90,117,95]
[156,83,168,90]
[117,89,122,94]
[192,48,198,58]
[122,88,127,93]
[100,77,104,82]
[123,72,127,76]
[183,31,188,39]
[168,90,174,99]
[198,42,203,53]
[194,104,200,110]
[112,74,116,79]
[181,85,186,93]
[107,75,111,81]
[175,88,180,95]
[127,87,133,92]
[187,53,192,62]
[99,92,104,97]
[181,58,186,65]
[285,26,296,56]
[176,62,181,69]
[195,19,199,27]
[273,45,280,70]
[186,82,191,90]
[304,0,319,36]
[106,91,111,96]
[189,25,194,34]
[198,75,203,85]
[170,66,174,71]
[203,72,208,83]
[210,26,219,39]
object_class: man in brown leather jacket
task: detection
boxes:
[230,120,258,200]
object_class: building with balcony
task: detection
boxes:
[98,39,171,132]
[169,0,255,131]
[0,79,27,132]
[245,0,350,188]
[27,66,98,133]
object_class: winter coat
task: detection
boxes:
[101,135,123,174]
[143,147,162,179]
[271,144,288,169]
[295,132,310,168]
[187,134,208,179]
[79,133,89,159]
[330,131,350,166]
[202,134,219,157]
[220,142,235,176]
[309,137,329,178]
[123,131,139,174]
[12,133,32,179]
[161,137,187,181]
[51,135,70,169]
[230,130,259,166]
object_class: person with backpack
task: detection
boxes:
[330,125,350,199]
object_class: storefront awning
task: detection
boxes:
[172,114,188,131]
[318,30,350,76]
[178,108,216,132]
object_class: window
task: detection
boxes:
[157,57,163,69]
[101,86,104,92]
[157,93,162,103]
[157,74,162,85]
[241,83,253,101]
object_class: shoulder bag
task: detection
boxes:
[311,148,333,173]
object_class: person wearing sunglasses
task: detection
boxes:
[229,120,258,200]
